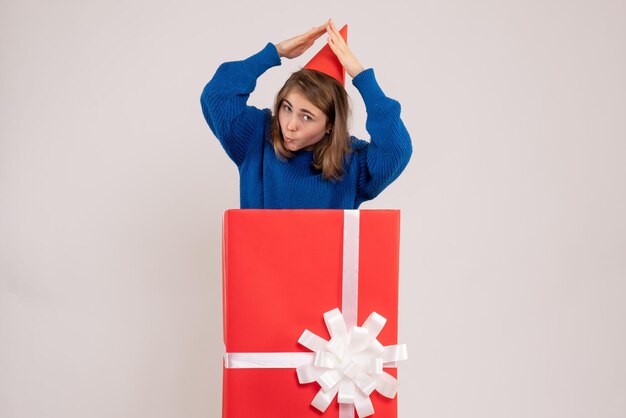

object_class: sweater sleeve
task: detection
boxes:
[351,68,413,205]
[200,43,282,167]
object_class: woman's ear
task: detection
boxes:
[326,124,333,134]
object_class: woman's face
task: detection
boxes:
[278,90,331,152]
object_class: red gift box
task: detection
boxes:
[221,209,404,418]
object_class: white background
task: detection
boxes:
[1,0,625,417]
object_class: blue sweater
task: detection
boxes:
[200,43,412,209]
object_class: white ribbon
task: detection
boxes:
[297,308,408,418]
[224,352,314,368]
[223,210,408,417]
[342,210,360,328]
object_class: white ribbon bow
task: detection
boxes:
[297,308,408,418]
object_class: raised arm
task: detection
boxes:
[352,70,413,204]
[200,22,329,167]
[325,19,412,202]
[200,43,280,167]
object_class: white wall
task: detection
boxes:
[1,0,625,417]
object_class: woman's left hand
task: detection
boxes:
[326,19,365,79]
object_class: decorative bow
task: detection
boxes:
[296,308,408,417]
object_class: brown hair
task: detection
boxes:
[270,69,351,181]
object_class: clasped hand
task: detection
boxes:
[275,19,365,79]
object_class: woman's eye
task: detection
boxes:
[302,115,312,121]
[283,104,291,112]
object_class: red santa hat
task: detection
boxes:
[303,24,348,85]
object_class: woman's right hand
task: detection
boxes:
[275,20,329,59]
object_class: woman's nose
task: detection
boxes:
[287,115,298,131]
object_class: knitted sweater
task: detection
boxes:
[200,43,412,209]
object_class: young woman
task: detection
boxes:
[200,20,412,209]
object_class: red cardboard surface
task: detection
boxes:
[222,210,401,418]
